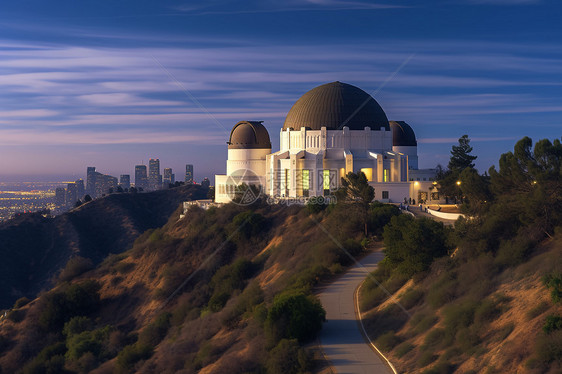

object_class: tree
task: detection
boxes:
[266,291,325,343]
[448,134,477,171]
[83,194,92,202]
[383,215,448,276]
[438,135,478,202]
[336,171,374,236]
[488,136,562,239]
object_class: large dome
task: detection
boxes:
[283,81,389,131]
[390,121,417,147]
[227,121,271,149]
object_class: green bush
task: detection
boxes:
[543,314,562,334]
[442,300,478,333]
[423,328,446,349]
[394,342,414,358]
[418,351,438,367]
[208,258,257,311]
[58,256,94,282]
[63,316,93,336]
[383,215,449,276]
[138,312,171,346]
[400,288,424,310]
[426,273,458,309]
[265,339,310,374]
[39,280,101,331]
[455,327,480,353]
[65,325,114,361]
[375,331,401,352]
[22,342,67,374]
[266,291,325,343]
[474,299,500,328]
[542,273,562,303]
[411,312,438,334]
[115,343,153,373]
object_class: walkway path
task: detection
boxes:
[318,251,392,374]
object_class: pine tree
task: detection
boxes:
[448,134,477,171]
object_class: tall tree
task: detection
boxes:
[448,134,477,171]
[337,171,374,236]
[438,135,478,202]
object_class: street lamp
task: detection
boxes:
[456,180,461,186]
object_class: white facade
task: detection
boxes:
[214,83,442,205]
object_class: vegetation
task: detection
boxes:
[360,136,562,373]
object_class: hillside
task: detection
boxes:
[0,185,207,309]
[0,198,398,374]
[359,137,562,373]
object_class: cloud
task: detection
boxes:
[418,136,518,144]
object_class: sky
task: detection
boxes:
[0,0,561,182]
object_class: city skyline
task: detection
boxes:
[0,1,561,180]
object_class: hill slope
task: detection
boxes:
[0,185,207,309]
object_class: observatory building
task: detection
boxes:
[215,82,440,204]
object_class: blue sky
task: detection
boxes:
[0,0,560,181]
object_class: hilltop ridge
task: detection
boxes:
[0,185,207,309]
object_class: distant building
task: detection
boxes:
[86,167,97,195]
[163,168,174,186]
[149,159,161,191]
[66,183,77,208]
[75,179,85,199]
[201,177,210,188]
[85,166,118,198]
[119,174,131,190]
[135,165,148,191]
[95,174,118,197]
[185,164,194,184]
[55,187,66,210]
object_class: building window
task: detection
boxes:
[302,169,310,190]
[423,178,427,181]
[383,169,390,182]
[382,191,389,199]
[323,169,330,195]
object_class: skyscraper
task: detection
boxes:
[86,167,96,195]
[163,168,174,186]
[149,159,161,191]
[66,183,77,208]
[119,175,130,190]
[75,179,85,199]
[185,164,194,184]
[135,165,148,191]
[55,188,65,210]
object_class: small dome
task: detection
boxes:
[228,121,271,149]
[283,81,389,131]
[390,121,417,147]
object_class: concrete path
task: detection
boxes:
[318,251,392,374]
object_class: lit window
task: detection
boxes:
[383,169,389,182]
[302,170,310,190]
[323,170,330,190]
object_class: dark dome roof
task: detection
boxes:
[390,121,417,147]
[283,82,389,131]
[228,121,271,149]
